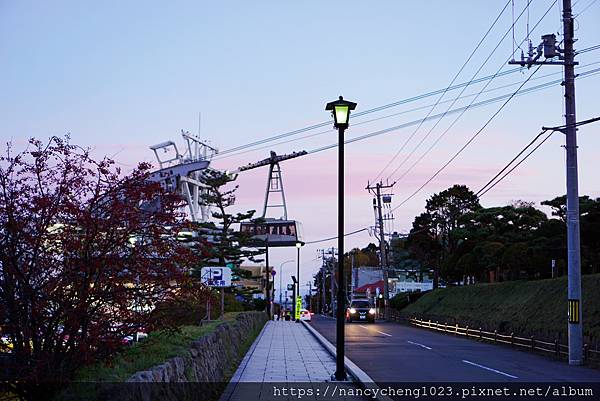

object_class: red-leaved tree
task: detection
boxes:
[0,136,203,398]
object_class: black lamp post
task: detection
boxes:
[325,95,356,381]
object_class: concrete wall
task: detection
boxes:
[93,311,267,401]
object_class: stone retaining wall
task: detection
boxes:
[92,311,267,401]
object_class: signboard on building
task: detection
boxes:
[201,266,232,287]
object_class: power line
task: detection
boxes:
[385,0,559,184]
[478,131,554,198]
[214,45,599,162]
[390,63,545,213]
[304,227,368,245]
[371,0,513,182]
[213,61,600,163]
[475,129,550,196]
[301,72,600,245]
[476,116,600,198]
[306,68,580,155]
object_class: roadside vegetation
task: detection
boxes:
[74,313,241,383]
[396,274,600,343]
[0,137,267,401]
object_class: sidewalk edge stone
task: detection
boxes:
[301,321,394,401]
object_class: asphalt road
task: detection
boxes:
[310,315,600,382]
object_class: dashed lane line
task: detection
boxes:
[357,325,392,337]
[407,340,432,350]
[462,359,518,379]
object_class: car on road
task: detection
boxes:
[299,309,312,322]
[346,299,376,323]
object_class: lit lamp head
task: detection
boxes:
[325,96,357,129]
[296,241,303,249]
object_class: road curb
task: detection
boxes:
[301,321,393,401]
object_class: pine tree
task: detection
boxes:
[192,169,264,300]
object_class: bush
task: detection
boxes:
[390,291,428,311]
[252,298,267,311]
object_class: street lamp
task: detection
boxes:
[325,95,356,381]
[295,241,304,322]
[279,260,294,306]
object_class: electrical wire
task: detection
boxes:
[476,116,600,198]
[212,62,600,163]
[304,227,369,245]
[238,65,600,158]
[390,64,544,213]
[214,44,599,163]
[301,109,600,245]
[475,129,550,197]
[385,0,559,184]
[576,0,599,15]
[478,131,555,198]
[371,0,513,182]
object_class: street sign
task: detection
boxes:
[271,270,276,276]
[287,284,294,291]
[295,296,302,320]
[200,266,232,287]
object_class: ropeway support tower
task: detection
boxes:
[148,130,218,222]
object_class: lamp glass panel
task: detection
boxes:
[334,105,349,125]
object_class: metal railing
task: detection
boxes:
[384,309,600,363]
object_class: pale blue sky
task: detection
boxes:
[2,1,599,293]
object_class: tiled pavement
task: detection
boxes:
[232,320,336,382]
[219,320,361,401]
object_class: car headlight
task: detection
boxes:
[369,308,376,315]
[349,308,356,314]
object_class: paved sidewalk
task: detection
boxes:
[232,320,337,382]
[220,320,362,401]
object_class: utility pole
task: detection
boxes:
[509,0,582,364]
[317,249,327,314]
[330,247,336,316]
[366,181,395,320]
[265,241,271,319]
[562,0,583,366]
[351,251,357,293]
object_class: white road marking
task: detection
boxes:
[407,340,432,350]
[462,359,518,379]
[358,325,392,337]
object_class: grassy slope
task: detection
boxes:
[75,312,242,382]
[400,274,600,343]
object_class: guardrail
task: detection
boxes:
[384,309,600,363]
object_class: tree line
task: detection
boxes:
[393,184,600,287]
